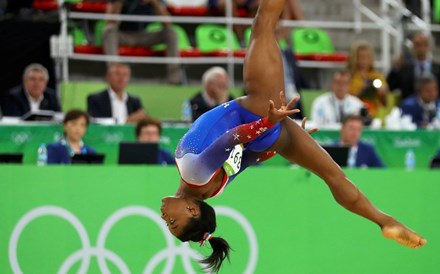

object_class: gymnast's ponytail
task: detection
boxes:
[177,200,231,273]
[201,236,231,273]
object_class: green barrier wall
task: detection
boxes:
[0,124,439,168]
[0,167,438,274]
[60,82,244,121]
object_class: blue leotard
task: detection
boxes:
[175,100,281,197]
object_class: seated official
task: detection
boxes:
[47,110,96,164]
[135,117,175,165]
[3,63,61,117]
[311,70,364,127]
[400,73,440,128]
[189,67,234,122]
[338,115,385,168]
[87,63,146,124]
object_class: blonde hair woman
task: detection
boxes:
[348,41,388,117]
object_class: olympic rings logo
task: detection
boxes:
[9,205,258,274]
[11,132,32,145]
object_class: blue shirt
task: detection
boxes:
[158,148,175,166]
[47,141,96,164]
[401,96,440,127]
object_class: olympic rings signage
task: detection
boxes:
[9,205,258,274]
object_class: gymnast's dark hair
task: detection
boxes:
[177,200,231,273]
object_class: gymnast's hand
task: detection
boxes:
[268,91,301,124]
[301,117,319,135]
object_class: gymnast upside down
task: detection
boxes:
[160,0,427,272]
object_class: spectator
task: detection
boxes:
[348,41,389,117]
[400,73,440,128]
[339,115,385,168]
[189,67,234,121]
[103,0,181,84]
[47,109,96,164]
[2,63,61,117]
[3,0,33,20]
[208,0,259,45]
[278,0,307,120]
[387,32,440,100]
[135,117,175,165]
[278,0,304,44]
[311,70,364,127]
[87,63,147,124]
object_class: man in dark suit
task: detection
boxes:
[339,115,385,168]
[87,63,147,124]
[401,73,440,128]
[387,32,440,100]
[189,67,234,122]
[2,63,61,117]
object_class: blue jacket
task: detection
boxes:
[400,96,440,127]
[158,149,175,166]
[47,142,96,164]
[355,142,385,168]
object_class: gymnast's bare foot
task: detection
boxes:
[382,220,427,248]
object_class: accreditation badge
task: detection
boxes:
[223,144,244,176]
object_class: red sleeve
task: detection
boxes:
[227,117,276,144]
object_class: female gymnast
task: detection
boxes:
[161,0,426,272]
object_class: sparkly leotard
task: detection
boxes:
[175,100,281,197]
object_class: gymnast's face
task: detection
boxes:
[160,197,200,237]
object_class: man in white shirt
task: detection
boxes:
[2,63,61,117]
[87,63,147,124]
[311,70,364,127]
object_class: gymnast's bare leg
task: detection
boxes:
[239,0,426,248]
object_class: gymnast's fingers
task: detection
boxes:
[308,128,319,135]
[286,96,300,110]
[279,91,287,107]
[301,117,307,129]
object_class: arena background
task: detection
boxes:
[1,0,439,273]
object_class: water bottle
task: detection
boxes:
[404,149,416,171]
[181,100,192,122]
[37,144,47,166]
[434,108,440,129]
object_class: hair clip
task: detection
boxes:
[199,232,213,247]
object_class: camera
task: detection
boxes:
[360,78,382,100]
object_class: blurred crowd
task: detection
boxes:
[0,0,439,167]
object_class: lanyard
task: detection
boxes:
[61,139,87,157]
[331,95,345,122]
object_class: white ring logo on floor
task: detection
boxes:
[9,205,258,274]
